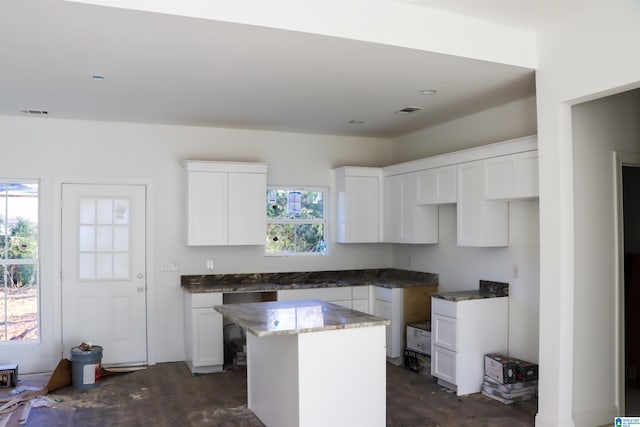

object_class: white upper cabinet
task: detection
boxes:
[457,161,508,247]
[185,161,267,246]
[334,166,382,243]
[384,173,438,244]
[416,165,457,205]
[483,151,539,200]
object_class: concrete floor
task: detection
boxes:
[17,362,536,426]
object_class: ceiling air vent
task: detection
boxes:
[394,106,423,115]
[20,109,49,115]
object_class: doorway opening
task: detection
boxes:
[624,165,640,414]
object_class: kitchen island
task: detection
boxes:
[215,299,390,427]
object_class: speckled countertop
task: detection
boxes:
[182,268,438,293]
[432,280,509,302]
[214,299,390,337]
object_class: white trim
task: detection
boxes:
[382,134,537,176]
[613,151,640,416]
[184,160,268,174]
[53,176,155,366]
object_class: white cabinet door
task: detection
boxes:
[416,165,457,205]
[185,161,267,246]
[483,151,539,200]
[432,313,457,351]
[352,298,370,313]
[373,287,404,359]
[384,173,438,244]
[383,175,403,243]
[186,171,228,246]
[431,345,457,385]
[456,161,508,247]
[335,167,381,243]
[192,308,224,367]
[184,292,224,373]
[228,172,267,245]
[373,299,393,357]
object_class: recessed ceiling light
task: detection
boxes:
[394,106,424,115]
[91,75,105,80]
[420,89,437,95]
[349,120,364,124]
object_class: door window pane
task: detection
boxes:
[78,198,130,281]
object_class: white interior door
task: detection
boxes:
[61,183,147,366]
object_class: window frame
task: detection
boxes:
[0,179,40,344]
[265,186,328,257]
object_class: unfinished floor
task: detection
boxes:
[21,362,536,426]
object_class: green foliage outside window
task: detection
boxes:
[0,217,38,288]
[266,189,326,255]
[1,182,39,341]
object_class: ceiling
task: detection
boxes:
[0,0,543,138]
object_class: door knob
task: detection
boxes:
[137,273,144,279]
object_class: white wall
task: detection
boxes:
[77,0,536,68]
[535,3,640,426]
[392,201,539,363]
[390,98,540,363]
[391,96,538,163]
[0,115,393,371]
[571,89,640,424]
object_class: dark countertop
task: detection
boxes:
[182,268,438,294]
[432,280,509,302]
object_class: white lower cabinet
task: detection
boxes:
[431,296,508,396]
[372,287,404,359]
[277,286,352,309]
[277,286,373,313]
[184,292,224,374]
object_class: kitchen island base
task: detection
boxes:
[247,325,386,427]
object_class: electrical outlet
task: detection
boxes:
[512,264,519,278]
[407,256,412,267]
[206,259,215,270]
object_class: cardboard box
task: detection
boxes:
[403,348,430,376]
[406,323,431,355]
[0,364,18,388]
[482,375,537,404]
[484,353,517,384]
[512,358,539,381]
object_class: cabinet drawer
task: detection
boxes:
[331,300,352,309]
[352,285,369,300]
[352,298,369,314]
[374,286,392,303]
[188,292,223,308]
[431,345,457,385]
[432,314,457,351]
[432,297,457,318]
[278,286,352,302]
[373,299,391,320]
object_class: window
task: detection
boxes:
[266,187,327,255]
[0,182,39,342]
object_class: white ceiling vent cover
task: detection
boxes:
[20,109,48,115]
[394,106,424,115]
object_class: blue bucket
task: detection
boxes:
[70,345,103,390]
